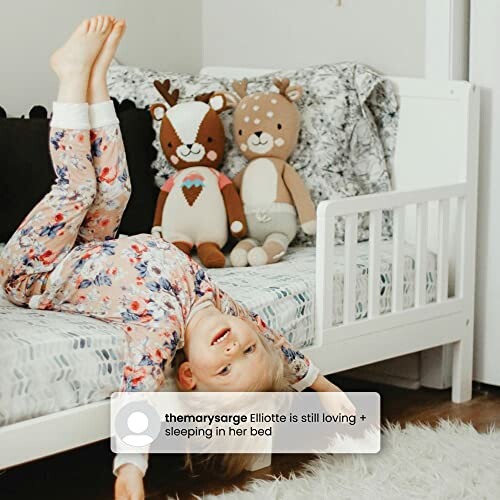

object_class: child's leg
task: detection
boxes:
[78,21,130,243]
[0,17,112,304]
[77,108,131,243]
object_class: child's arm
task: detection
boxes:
[114,463,145,500]
[120,319,181,392]
[214,286,319,391]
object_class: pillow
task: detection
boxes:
[0,101,158,242]
[107,61,224,186]
[216,63,399,244]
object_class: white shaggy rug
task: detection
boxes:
[198,421,500,500]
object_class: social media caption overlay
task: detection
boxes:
[111,391,380,454]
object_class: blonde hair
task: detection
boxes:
[173,329,296,478]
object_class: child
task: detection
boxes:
[0,17,353,499]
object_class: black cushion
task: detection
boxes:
[112,98,158,236]
[0,100,158,242]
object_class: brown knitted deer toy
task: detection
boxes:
[222,78,316,267]
[150,80,247,268]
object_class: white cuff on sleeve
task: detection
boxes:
[51,102,90,130]
[291,363,320,392]
[89,100,119,128]
[113,453,149,478]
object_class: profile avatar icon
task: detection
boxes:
[114,401,161,447]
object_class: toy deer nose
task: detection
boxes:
[255,131,263,138]
[186,143,193,149]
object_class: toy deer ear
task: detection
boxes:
[208,92,235,113]
[285,85,303,103]
[150,103,167,121]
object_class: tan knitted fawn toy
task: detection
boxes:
[223,78,316,266]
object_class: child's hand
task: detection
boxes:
[310,374,356,416]
[114,464,145,500]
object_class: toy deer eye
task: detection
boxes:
[277,123,282,130]
[207,137,213,143]
[238,130,243,136]
[167,142,173,148]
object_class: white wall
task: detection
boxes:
[202,0,426,77]
[0,0,202,116]
[470,0,500,386]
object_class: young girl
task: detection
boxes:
[0,16,352,499]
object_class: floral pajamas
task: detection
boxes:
[0,113,317,394]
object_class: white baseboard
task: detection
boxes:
[339,368,422,390]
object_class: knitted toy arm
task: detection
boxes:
[282,162,316,235]
[220,174,247,238]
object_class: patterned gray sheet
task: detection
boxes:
[0,241,436,426]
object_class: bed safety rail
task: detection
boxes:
[315,183,468,345]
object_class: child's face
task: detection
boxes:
[181,308,272,392]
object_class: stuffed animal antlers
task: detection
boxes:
[273,78,290,96]
[230,78,301,103]
[153,79,180,107]
[232,79,248,99]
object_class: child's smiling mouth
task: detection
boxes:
[211,328,230,346]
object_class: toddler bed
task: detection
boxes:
[0,68,479,470]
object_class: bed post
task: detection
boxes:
[451,84,480,403]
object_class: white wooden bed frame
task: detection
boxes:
[0,68,480,471]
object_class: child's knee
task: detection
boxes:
[80,182,97,210]
[54,174,96,211]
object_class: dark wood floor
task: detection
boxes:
[1,376,499,500]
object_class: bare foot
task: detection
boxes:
[51,16,113,102]
[88,19,126,103]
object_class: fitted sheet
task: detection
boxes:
[0,241,436,426]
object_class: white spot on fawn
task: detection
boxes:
[254,118,261,125]
[267,111,274,118]
[244,116,250,123]
[271,98,277,104]
[253,105,259,111]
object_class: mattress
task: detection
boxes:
[0,241,437,426]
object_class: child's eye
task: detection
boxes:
[244,344,256,354]
[219,365,231,376]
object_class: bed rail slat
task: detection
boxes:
[455,197,466,299]
[315,215,336,338]
[392,207,405,313]
[415,202,428,307]
[368,210,382,318]
[437,199,450,302]
[343,214,358,324]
